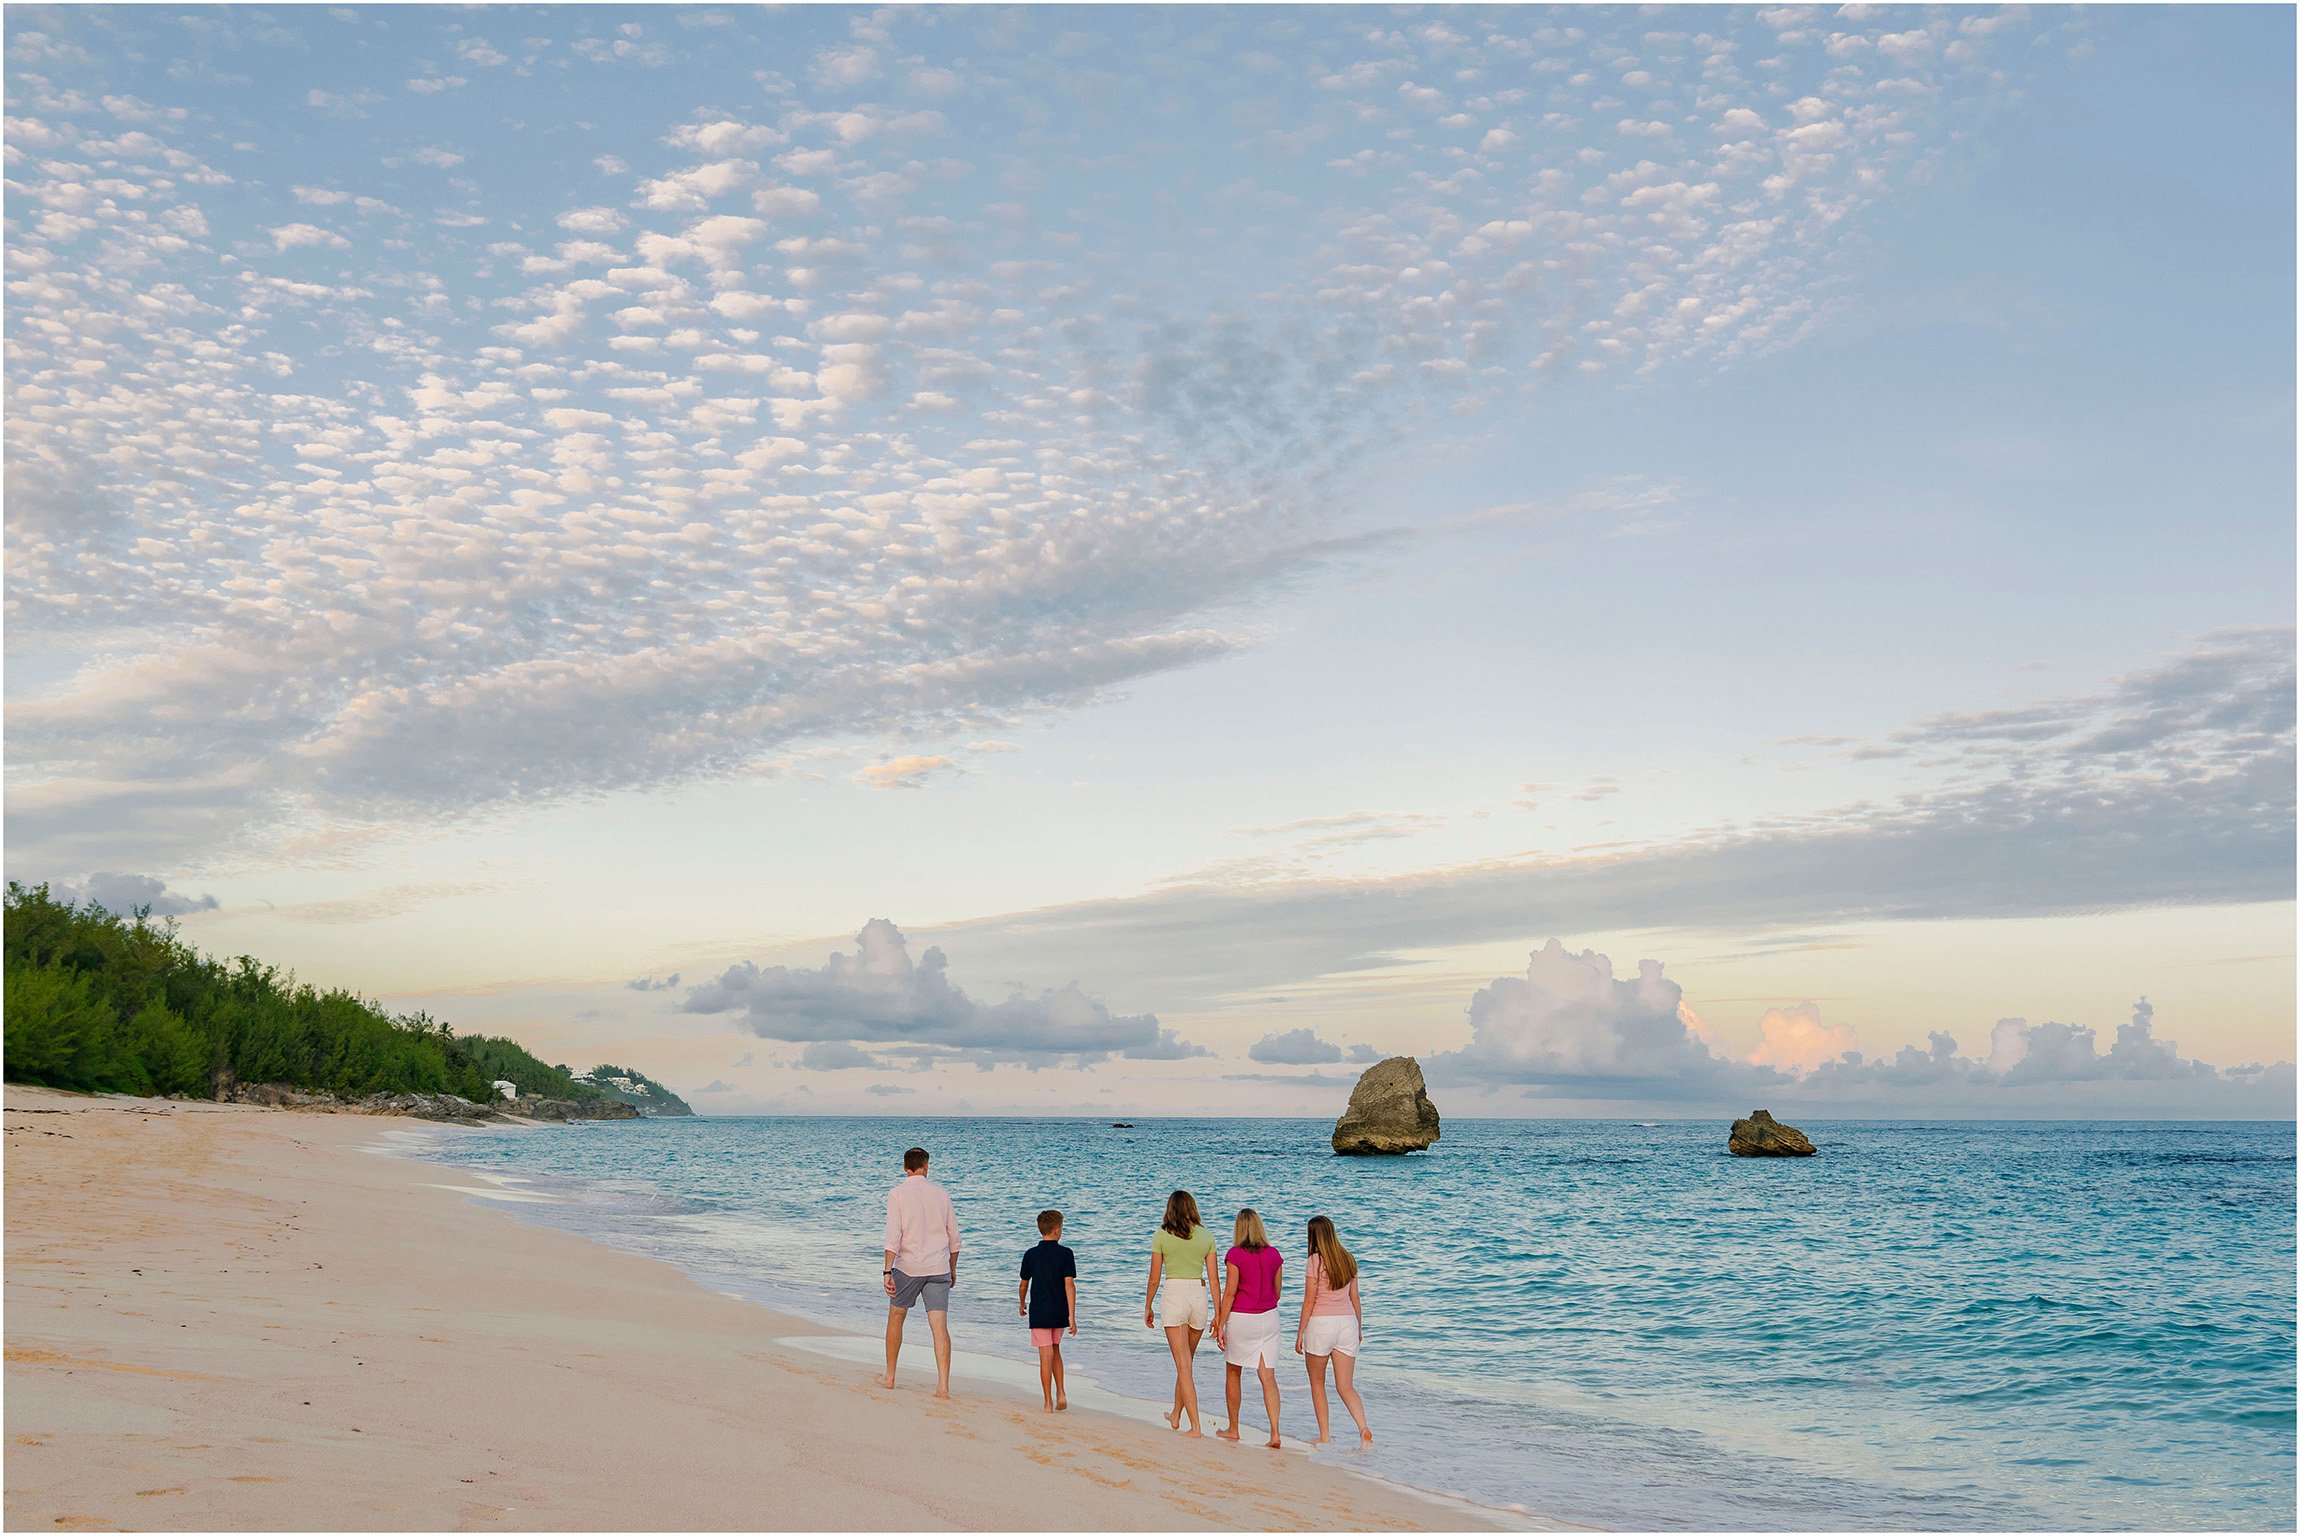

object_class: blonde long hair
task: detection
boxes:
[1232,1207,1268,1251]
[1306,1215,1356,1291]
[1161,1189,1202,1239]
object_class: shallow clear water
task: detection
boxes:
[420,1117,2295,1529]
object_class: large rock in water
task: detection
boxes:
[1729,1109,1816,1157]
[1332,1057,1441,1155]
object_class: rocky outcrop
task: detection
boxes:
[225,1083,497,1122]
[1729,1109,1816,1157]
[1332,1057,1441,1155]
[502,1096,642,1123]
[220,1083,641,1124]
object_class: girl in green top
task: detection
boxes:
[1142,1189,1224,1436]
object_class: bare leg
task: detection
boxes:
[1052,1343,1067,1409]
[1332,1350,1372,1443]
[1257,1362,1282,1448]
[925,1307,954,1398]
[1306,1351,1332,1443]
[879,1306,907,1388]
[1038,1345,1057,1409]
[1219,1362,1243,1440]
[1165,1325,1205,1436]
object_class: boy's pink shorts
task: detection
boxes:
[1031,1327,1064,1348]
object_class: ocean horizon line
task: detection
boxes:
[639,1108,2300,1125]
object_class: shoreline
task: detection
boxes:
[4,1085,1521,1532]
[387,1119,1551,1532]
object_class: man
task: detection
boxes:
[878,1145,960,1396]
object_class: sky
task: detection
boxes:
[5,4,2293,1119]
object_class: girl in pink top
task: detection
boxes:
[1293,1215,1371,1444]
[1216,1207,1285,1447]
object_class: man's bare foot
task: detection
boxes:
[1313,1433,1332,1445]
[1216,1426,1240,1442]
[1265,1436,1282,1449]
[1042,1402,1057,1413]
[875,1374,897,1389]
[1163,1407,1183,1430]
[1181,1427,1203,1438]
[934,1388,951,1400]
[1056,1398,1069,1411]
[1360,1430,1375,1445]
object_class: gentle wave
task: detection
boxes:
[419,1116,2295,1530]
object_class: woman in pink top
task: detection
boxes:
[1293,1214,1371,1444]
[1215,1207,1284,1447]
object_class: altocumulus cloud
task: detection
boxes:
[1432,941,2295,1117]
[3,6,2059,871]
[681,919,1204,1067]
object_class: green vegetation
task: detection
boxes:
[3,882,606,1104]
[578,1063,694,1116]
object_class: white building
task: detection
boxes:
[492,1080,518,1101]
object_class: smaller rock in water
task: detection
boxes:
[1728,1109,1816,1157]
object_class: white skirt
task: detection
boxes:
[1222,1307,1281,1369]
[1300,1311,1360,1358]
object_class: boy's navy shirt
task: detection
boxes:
[1019,1239,1077,1329]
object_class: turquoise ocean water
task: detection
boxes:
[419,1117,2294,1529]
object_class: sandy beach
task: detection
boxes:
[3,1085,1496,1532]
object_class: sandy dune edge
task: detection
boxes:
[4,1086,1504,1532]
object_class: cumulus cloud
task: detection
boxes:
[1796,1000,2295,1116]
[1249,1026,1344,1064]
[1748,1002,1860,1074]
[43,871,219,918]
[624,972,681,992]
[1345,1043,1380,1063]
[1426,941,2293,1116]
[681,919,1200,1066]
[1434,940,1759,1095]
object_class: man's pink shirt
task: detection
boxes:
[883,1175,960,1277]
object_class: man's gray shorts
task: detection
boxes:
[889,1269,951,1312]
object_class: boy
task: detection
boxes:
[1017,1208,1078,1411]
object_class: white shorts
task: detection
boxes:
[1158,1278,1210,1330]
[1301,1311,1360,1358]
[1223,1307,1281,1369]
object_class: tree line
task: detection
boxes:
[3,881,603,1104]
